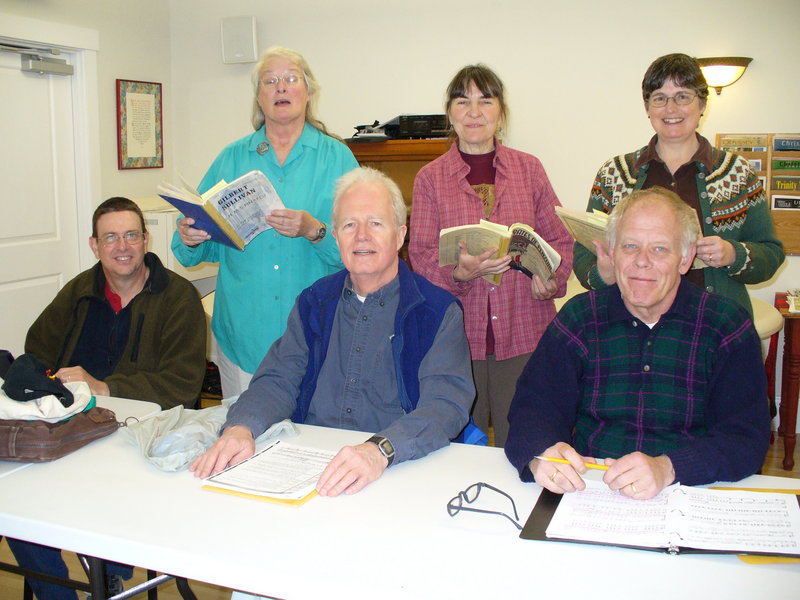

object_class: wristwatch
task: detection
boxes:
[366,435,395,467]
[310,222,327,243]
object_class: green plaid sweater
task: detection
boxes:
[505,280,771,486]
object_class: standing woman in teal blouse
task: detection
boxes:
[173,46,358,396]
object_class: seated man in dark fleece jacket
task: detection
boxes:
[9,196,206,600]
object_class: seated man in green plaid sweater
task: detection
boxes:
[505,187,771,500]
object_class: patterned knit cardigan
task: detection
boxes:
[573,140,784,314]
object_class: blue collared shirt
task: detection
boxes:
[225,274,474,464]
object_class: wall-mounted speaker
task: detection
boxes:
[220,16,258,64]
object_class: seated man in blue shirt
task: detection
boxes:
[505,187,771,500]
[191,167,475,496]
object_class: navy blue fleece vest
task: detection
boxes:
[291,261,457,424]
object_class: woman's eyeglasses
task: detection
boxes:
[260,74,302,87]
[647,92,697,107]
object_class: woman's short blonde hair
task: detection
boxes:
[250,45,334,137]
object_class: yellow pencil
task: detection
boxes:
[534,455,609,471]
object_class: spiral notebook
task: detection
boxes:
[521,479,800,557]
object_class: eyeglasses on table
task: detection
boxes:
[446,481,522,530]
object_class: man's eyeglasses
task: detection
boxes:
[260,74,303,87]
[96,231,145,246]
[647,92,697,107]
[447,482,522,530]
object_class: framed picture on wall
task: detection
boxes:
[116,79,163,169]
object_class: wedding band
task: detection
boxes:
[550,471,558,482]
[631,483,637,494]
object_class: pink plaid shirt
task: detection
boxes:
[409,142,573,361]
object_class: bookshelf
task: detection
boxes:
[716,133,800,254]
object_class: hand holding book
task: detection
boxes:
[439,220,561,285]
[451,242,512,283]
[159,170,285,251]
[176,216,211,248]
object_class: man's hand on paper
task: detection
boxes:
[316,442,388,497]
[603,452,676,500]
[452,242,511,282]
[189,425,255,479]
[531,442,592,493]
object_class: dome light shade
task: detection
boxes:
[697,57,752,95]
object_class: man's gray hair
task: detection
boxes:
[607,186,700,258]
[332,167,407,229]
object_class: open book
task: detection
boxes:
[202,440,337,506]
[556,206,705,269]
[521,479,800,557]
[554,206,608,255]
[439,220,561,285]
[158,170,285,250]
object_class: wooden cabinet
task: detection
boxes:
[346,138,451,264]
[346,138,451,211]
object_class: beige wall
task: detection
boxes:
[3,0,800,304]
[0,0,171,201]
[165,0,800,307]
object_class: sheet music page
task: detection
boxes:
[545,479,673,549]
[545,479,800,554]
[675,487,800,554]
[204,441,337,500]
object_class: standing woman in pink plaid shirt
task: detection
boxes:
[409,64,573,447]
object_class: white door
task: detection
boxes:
[0,47,81,358]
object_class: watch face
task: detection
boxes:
[378,438,394,457]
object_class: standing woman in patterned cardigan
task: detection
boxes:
[573,53,784,314]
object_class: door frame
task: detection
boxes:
[0,12,101,271]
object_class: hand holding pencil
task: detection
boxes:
[530,443,605,494]
[531,445,674,501]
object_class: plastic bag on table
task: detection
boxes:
[121,396,298,471]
